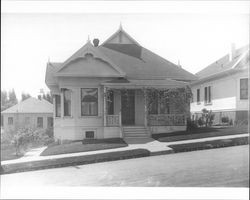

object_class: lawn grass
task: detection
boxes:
[1,148,150,174]
[41,138,128,156]
[152,125,248,142]
[1,143,23,161]
[169,136,249,153]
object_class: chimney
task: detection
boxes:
[93,38,99,47]
[229,43,236,61]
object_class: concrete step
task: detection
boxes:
[124,133,149,137]
[123,126,149,138]
[123,130,147,134]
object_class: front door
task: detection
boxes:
[121,90,135,125]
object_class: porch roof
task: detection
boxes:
[101,79,188,89]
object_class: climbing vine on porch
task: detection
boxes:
[104,86,192,115]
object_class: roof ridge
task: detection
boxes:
[101,27,140,46]
[196,44,249,78]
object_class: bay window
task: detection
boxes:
[81,88,98,116]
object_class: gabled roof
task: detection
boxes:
[55,41,125,76]
[101,25,141,46]
[45,27,197,87]
[1,97,53,114]
[45,62,61,85]
[196,45,249,79]
[99,45,197,81]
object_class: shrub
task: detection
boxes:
[221,116,229,123]
[11,128,55,155]
[201,109,214,127]
[229,119,233,126]
[186,118,198,131]
[197,117,204,127]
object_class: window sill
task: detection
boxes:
[239,98,248,101]
[204,102,212,106]
[79,116,102,118]
[63,116,73,119]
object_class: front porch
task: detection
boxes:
[102,80,189,137]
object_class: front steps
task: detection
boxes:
[123,126,150,139]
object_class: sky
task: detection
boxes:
[1,1,249,100]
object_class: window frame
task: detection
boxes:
[8,117,13,125]
[80,88,99,117]
[1,115,4,127]
[240,78,248,100]
[107,90,114,115]
[37,117,43,128]
[55,95,61,118]
[47,117,53,128]
[204,86,212,105]
[63,89,72,117]
[196,88,200,104]
[148,91,171,115]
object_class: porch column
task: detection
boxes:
[143,89,148,127]
[60,91,64,118]
[103,87,107,126]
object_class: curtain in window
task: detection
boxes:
[81,88,98,116]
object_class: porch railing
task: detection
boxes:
[106,114,120,127]
[148,114,186,126]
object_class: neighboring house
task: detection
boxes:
[190,44,249,125]
[1,97,53,133]
[45,26,197,141]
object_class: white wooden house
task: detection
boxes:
[190,44,249,125]
[45,26,197,141]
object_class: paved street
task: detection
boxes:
[1,145,249,188]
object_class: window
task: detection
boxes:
[63,89,71,116]
[204,86,212,104]
[240,78,248,99]
[85,131,95,139]
[197,89,200,104]
[55,95,61,117]
[1,115,4,126]
[37,117,43,128]
[148,91,170,114]
[81,88,98,116]
[159,97,170,114]
[107,91,114,115]
[47,117,53,128]
[148,91,158,114]
[8,117,13,125]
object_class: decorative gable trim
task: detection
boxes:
[101,26,140,46]
[55,42,125,77]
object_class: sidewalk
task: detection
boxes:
[1,133,248,166]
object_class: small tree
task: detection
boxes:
[21,93,31,101]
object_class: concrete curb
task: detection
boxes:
[0,149,150,175]
[1,136,249,175]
